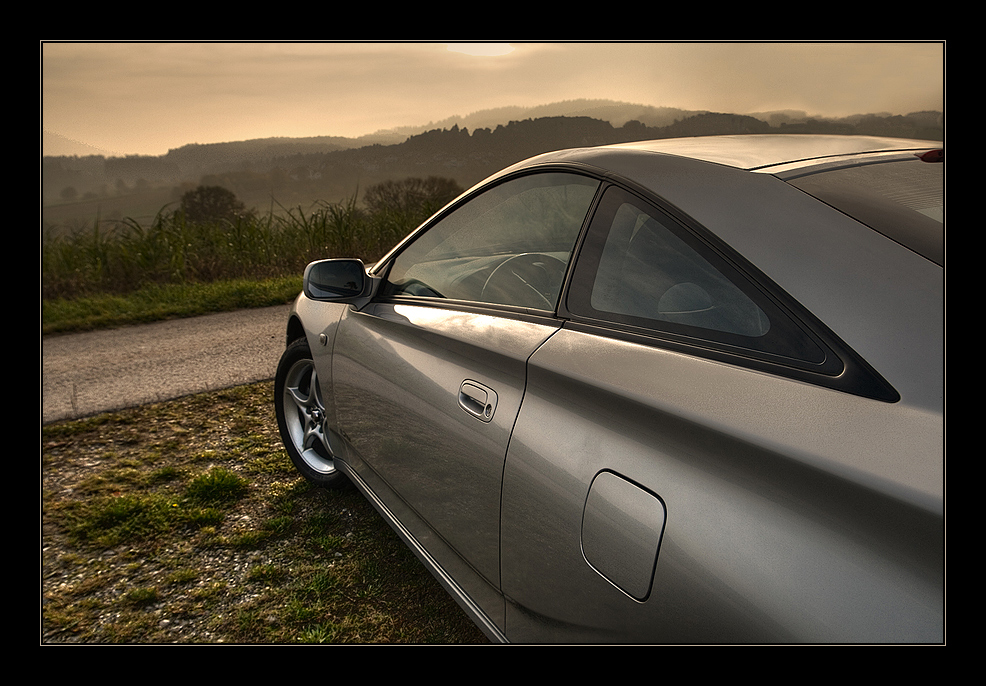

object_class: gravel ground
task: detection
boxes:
[41,382,489,644]
[42,304,291,424]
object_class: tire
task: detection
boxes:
[274,337,348,488]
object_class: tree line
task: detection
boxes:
[43,110,944,210]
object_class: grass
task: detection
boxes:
[41,193,421,302]
[40,200,410,335]
[184,467,250,504]
[42,382,489,644]
[41,182,463,334]
[42,276,303,335]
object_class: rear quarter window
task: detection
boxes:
[566,185,825,365]
[563,183,900,402]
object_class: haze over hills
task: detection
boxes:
[43,100,820,157]
[395,100,703,136]
[45,100,701,157]
[42,100,944,228]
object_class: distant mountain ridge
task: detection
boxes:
[401,100,707,135]
[42,101,943,224]
[43,99,944,165]
[47,98,933,160]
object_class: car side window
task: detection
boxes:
[568,185,826,364]
[586,191,769,336]
[384,172,600,310]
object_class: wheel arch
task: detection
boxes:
[285,314,306,348]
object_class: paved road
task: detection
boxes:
[42,304,293,424]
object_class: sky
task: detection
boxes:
[41,41,945,157]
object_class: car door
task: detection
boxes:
[329,171,600,634]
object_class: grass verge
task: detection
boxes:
[42,277,303,336]
[42,381,489,644]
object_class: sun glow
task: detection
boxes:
[446,43,515,57]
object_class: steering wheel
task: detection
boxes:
[481,253,568,309]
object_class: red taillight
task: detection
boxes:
[917,149,944,163]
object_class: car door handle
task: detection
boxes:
[459,380,498,422]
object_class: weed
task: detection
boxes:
[226,530,269,549]
[262,516,294,536]
[148,465,182,484]
[124,587,160,607]
[65,493,174,546]
[184,467,249,504]
[248,564,286,585]
[166,569,199,586]
[180,506,224,528]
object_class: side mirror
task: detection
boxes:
[303,259,380,309]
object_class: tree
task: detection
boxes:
[363,176,463,219]
[360,177,464,246]
[180,185,247,223]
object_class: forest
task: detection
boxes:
[42,109,944,230]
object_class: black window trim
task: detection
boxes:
[557,175,900,403]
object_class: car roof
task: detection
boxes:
[599,134,942,173]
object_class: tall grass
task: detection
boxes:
[42,194,413,302]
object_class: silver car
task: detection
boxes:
[274,135,944,643]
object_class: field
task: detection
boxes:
[42,180,461,333]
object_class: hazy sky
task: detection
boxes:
[41,41,945,157]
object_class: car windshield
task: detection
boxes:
[786,156,944,266]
